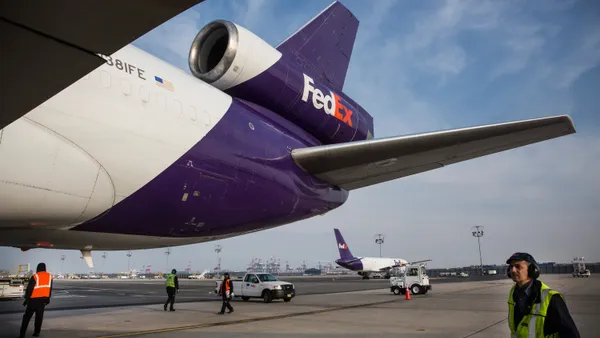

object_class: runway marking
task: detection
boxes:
[97,283,504,338]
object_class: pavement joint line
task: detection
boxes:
[95,283,505,337]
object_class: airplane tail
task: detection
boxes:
[276,1,358,92]
[196,1,374,144]
[334,228,355,261]
[275,1,375,142]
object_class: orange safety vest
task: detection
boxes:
[224,279,231,291]
[31,271,52,298]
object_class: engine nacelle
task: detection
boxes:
[189,20,281,91]
[189,20,373,145]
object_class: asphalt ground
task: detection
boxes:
[0,274,595,337]
[0,274,506,314]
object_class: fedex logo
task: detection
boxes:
[301,74,353,127]
[338,243,347,249]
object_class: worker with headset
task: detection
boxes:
[506,252,580,337]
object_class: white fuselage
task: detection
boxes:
[359,257,407,273]
[0,44,232,245]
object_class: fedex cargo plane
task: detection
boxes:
[0,1,576,267]
[334,228,428,279]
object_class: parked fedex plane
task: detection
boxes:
[0,1,576,268]
[333,229,430,279]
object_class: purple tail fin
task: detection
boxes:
[276,1,359,92]
[334,228,355,261]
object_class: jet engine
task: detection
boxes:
[188,20,282,91]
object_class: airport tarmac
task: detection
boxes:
[0,274,596,337]
[0,274,506,314]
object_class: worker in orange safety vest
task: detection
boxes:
[217,272,234,314]
[19,262,53,338]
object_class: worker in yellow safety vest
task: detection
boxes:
[506,252,580,337]
[19,262,53,338]
[164,269,179,311]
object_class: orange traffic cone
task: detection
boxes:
[405,287,412,300]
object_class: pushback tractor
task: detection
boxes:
[390,263,431,296]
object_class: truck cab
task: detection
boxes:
[572,257,591,277]
[390,264,431,295]
[215,273,295,303]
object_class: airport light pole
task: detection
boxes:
[102,252,107,274]
[375,234,385,257]
[471,226,484,275]
[165,248,171,272]
[214,245,222,278]
[60,255,66,274]
[126,251,132,272]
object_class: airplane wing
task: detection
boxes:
[291,115,575,190]
[406,259,432,265]
[0,0,205,130]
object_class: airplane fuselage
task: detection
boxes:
[335,257,407,274]
[0,45,348,250]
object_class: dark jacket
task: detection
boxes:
[511,279,579,337]
[24,263,53,305]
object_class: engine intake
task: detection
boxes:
[189,20,238,84]
[188,20,281,90]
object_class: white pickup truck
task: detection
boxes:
[0,279,25,299]
[215,273,295,303]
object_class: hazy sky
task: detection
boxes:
[2,0,599,274]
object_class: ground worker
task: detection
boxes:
[506,252,580,337]
[217,272,234,314]
[164,269,179,311]
[19,262,53,338]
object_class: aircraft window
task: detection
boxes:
[187,105,198,121]
[120,79,131,96]
[100,70,111,88]
[172,99,183,117]
[256,274,278,282]
[155,92,166,110]
[139,86,150,103]
[199,110,211,126]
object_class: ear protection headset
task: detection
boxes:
[506,252,540,279]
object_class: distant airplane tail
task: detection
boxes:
[334,228,355,261]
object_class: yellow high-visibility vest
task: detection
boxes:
[166,274,176,288]
[507,281,562,338]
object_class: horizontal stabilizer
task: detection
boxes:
[342,257,363,264]
[292,115,576,190]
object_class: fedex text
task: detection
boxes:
[301,74,353,127]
